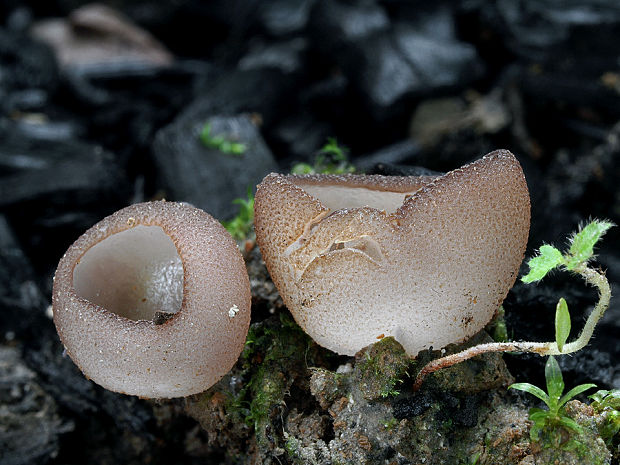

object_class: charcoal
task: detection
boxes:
[258,0,316,37]
[308,1,481,119]
[238,37,307,75]
[356,139,422,173]
[0,215,48,343]
[490,0,620,61]
[309,0,390,48]
[0,346,73,465]
[0,30,58,115]
[192,68,296,127]
[4,88,49,113]
[12,119,82,142]
[153,113,277,219]
[0,123,126,209]
[393,21,481,91]
[269,113,332,164]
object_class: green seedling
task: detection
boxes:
[414,220,614,390]
[291,137,356,174]
[509,356,596,442]
[590,389,620,446]
[200,122,247,155]
[590,389,620,411]
[221,189,254,241]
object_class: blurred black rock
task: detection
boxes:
[153,113,277,219]
[309,1,482,120]
[0,346,73,465]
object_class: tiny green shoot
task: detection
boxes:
[509,356,596,442]
[221,188,254,241]
[413,219,614,391]
[291,137,356,175]
[589,389,620,446]
[200,122,247,155]
[555,298,570,353]
[522,219,614,282]
[590,389,620,411]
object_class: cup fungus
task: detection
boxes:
[254,150,530,357]
[52,201,251,398]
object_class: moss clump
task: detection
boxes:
[237,313,316,453]
[354,337,410,400]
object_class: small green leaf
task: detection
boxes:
[528,408,550,421]
[557,416,583,433]
[566,220,614,269]
[559,383,597,409]
[200,123,213,144]
[199,122,247,155]
[590,389,620,410]
[545,356,564,410]
[555,298,571,352]
[589,389,610,405]
[509,383,550,405]
[521,245,564,283]
[221,188,255,240]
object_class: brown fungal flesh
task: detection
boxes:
[254,150,530,356]
[52,201,251,398]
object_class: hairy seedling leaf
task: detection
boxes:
[566,220,614,269]
[521,245,564,283]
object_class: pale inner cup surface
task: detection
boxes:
[297,184,419,213]
[73,225,184,321]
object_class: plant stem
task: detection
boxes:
[412,265,611,391]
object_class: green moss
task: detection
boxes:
[221,189,254,241]
[381,417,399,431]
[284,434,303,462]
[354,337,410,400]
[200,122,247,155]
[291,137,356,175]
[233,313,316,452]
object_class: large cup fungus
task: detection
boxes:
[254,150,530,357]
[52,201,251,398]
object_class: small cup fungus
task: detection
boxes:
[254,150,530,357]
[52,201,251,398]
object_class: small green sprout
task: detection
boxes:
[521,219,614,283]
[381,417,399,431]
[590,389,620,411]
[221,189,254,241]
[590,389,620,446]
[413,219,614,391]
[200,122,247,155]
[509,356,596,442]
[458,452,481,465]
[291,137,356,174]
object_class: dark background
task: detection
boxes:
[1,1,619,464]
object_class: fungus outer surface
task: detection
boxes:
[53,201,251,398]
[254,150,530,356]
